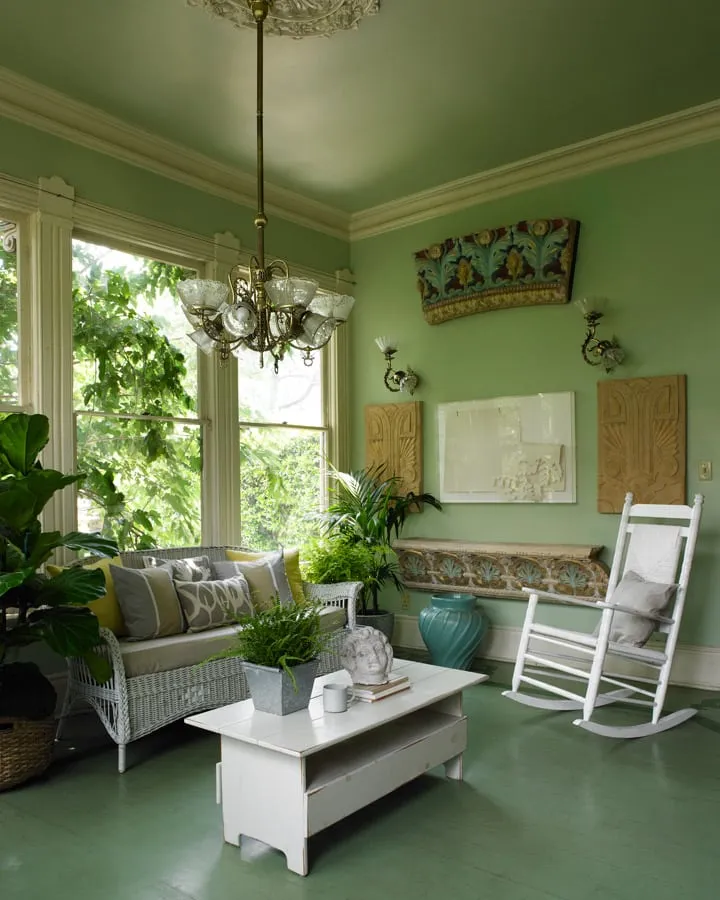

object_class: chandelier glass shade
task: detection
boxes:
[178,0,355,370]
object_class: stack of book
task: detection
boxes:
[353,674,410,702]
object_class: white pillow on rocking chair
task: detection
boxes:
[599,570,677,647]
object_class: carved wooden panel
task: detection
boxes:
[598,375,686,513]
[365,402,422,496]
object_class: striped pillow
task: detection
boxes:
[175,575,254,633]
[110,565,185,639]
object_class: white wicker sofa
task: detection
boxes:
[57,546,361,773]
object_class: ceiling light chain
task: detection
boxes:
[177,0,355,371]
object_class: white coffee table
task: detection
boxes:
[185,659,487,875]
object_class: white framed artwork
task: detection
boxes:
[438,392,576,503]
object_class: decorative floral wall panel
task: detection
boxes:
[394,539,609,602]
[598,375,686,513]
[414,218,580,325]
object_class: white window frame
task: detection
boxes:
[0,175,350,550]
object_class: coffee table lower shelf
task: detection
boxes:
[217,706,467,875]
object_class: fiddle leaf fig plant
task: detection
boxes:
[0,413,118,720]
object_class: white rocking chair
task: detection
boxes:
[503,493,704,738]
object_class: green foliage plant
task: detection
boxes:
[317,466,442,615]
[0,413,118,720]
[213,601,328,691]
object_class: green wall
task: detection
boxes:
[0,116,349,273]
[349,141,720,648]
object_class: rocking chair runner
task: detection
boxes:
[503,493,704,738]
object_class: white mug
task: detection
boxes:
[323,682,356,714]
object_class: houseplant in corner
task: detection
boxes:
[0,412,118,790]
[312,466,442,641]
[215,601,328,715]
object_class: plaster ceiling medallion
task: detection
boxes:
[187,0,380,38]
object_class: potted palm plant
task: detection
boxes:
[214,601,328,715]
[312,466,442,641]
[0,413,118,790]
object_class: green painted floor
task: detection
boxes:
[3,666,720,900]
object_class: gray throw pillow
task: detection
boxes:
[175,575,254,633]
[143,554,212,583]
[602,570,677,647]
[212,551,293,610]
[110,565,185,640]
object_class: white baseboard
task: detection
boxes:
[394,615,720,691]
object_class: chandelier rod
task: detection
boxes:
[253,1,267,280]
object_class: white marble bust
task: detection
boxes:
[340,627,393,685]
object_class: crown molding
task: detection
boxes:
[0,65,350,240]
[1,64,718,246]
[349,98,720,240]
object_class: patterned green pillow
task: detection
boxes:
[212,551,293,610]
[143,555,212,583]
[175,575,254,633]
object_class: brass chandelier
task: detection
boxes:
[177,0,355,371]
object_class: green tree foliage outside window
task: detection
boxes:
[70,241,322,552]
[0,244,19,404]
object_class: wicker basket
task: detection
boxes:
[0,717,55,791]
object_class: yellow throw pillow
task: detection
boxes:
[226,547,304,605]
[46,556,127,636]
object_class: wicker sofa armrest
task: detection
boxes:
[302,581,361,630]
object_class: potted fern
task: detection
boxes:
[215,601,328,715]
[313,466,442,640]
[0,413,118,790]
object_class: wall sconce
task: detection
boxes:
[575,297,625,373]
[375,336,420,395]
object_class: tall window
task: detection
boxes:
[0,220,20,408]
[72,238,202,549]
[238,348,326,551]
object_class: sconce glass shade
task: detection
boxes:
[575,296,608,317]
[265,276,319,309]
[222,302,257,338]
[177,278,229,311]
[188,328,217,355]
[375,335,398,355]
[309,293,356,322]
[302,313,336,346]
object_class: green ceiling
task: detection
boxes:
[1,0,719,212]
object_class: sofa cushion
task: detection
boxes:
[118,609,344,678]
[118,625,241,677]
[319,605,347,632]
[175,575,254,633]
[111,565,185,639]
[213,551,293,610]
[143,554,212,583]
[47,556,127,636]
[225,547,304,605]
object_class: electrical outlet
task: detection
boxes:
[400,592,410,611]
[699,461,713,482]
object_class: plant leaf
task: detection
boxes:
[0,568,33,599]
[36,567,107,606]
[81,650,112,684]
[29,605,102,657]
[58,531,119,559]
[0,413,49,475]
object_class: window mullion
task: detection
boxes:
[199,232,242,546]
[30,176,76,546]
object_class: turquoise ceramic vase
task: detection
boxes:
[418,593,488,670]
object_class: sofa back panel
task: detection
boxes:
[120,546,249,569]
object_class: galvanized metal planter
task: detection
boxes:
[242,659,318,715]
